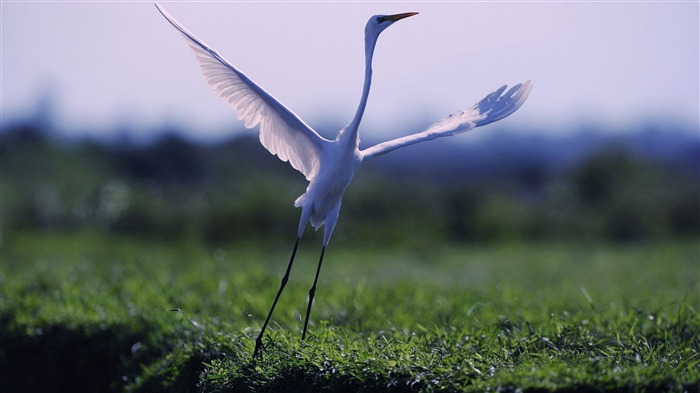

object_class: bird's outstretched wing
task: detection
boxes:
[156,4,329,181]
[360,81,532,161]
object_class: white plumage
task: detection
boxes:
[155,4,532,357]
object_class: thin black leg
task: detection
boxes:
[253,236,301,358]
[301,245,326,341]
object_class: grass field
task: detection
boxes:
[1,231,698,392]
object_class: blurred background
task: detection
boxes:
[2,2,699,248]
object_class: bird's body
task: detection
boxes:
[295,130,361,238]
[155,4,532,358]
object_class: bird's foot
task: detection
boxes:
[253,337,265,359]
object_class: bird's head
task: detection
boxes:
[365,12,418,40]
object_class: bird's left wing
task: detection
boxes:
[360,81,532,161]
[156,4,330,181]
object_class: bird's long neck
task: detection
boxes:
[344,35,378,147]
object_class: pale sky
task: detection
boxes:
[3,1,699,141]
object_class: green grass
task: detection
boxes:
[1,231,698,392]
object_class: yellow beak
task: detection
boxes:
[381,12,419,23]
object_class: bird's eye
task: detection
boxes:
[376,16,386,23]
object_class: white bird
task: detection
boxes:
[155,4,532,358]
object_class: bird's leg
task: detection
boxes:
[301,245,327,341]
[301,203,340,341]
[253,236,301,358]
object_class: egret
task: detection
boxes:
[155,4,532,358]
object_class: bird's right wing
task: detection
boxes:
[360,81,532,161]
[156,4,329,181]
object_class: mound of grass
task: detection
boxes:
[1,232,698,392]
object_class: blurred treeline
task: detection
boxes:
[1,120,698,247]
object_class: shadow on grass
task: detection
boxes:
[2,315,698,393]
[0,310,184,393]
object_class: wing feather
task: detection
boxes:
[360,81,532,161]
[156,4,329,181]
